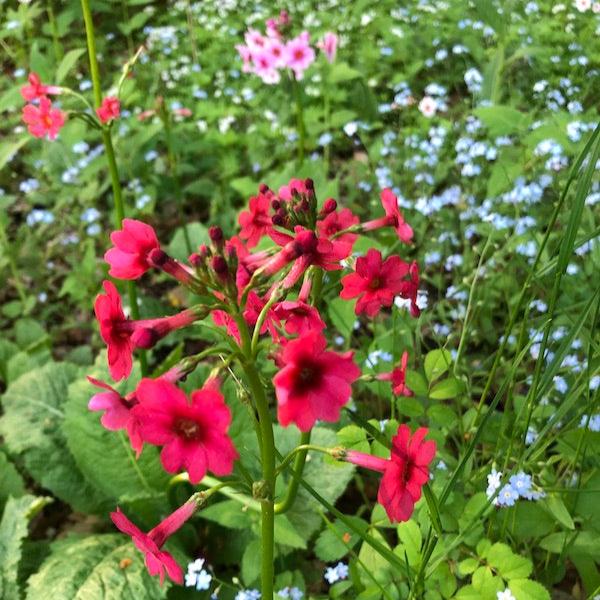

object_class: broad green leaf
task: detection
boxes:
[55,48,86,83]
[314,516,367,562]
[542,495,574,530]
[473,106,531,138]
[0,363,107,513]
[329,62,362,83]
[0,137,28,172]
[509,578,551,600]
[0,452,25,510]
[25,535,168,599]
[396,520,421,566]
[168,223,209,262]
[486,543,532,580]
[480,46,504,104]
[429,377,462,400]
[241,539,261,585]
[274,514,307,549]
[458,558,479,576]
[328,297,357,339]
[0,495,49,600]
[337,425,370,453]
[64,361,170,503]
[200,499,254,529]
[424,349,452,383]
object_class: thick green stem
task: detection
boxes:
[274,430,312,514]
[234,312,276,599]
[292,76,305,166]
[81,0,145,373]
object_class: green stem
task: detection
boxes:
[81,0,146,374]
[234,312,276,598]
[274,431,312,514]
[292,76,305,166]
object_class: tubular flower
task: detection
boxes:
[22,97,65,140]
[346,425,436,522]
[133,378,239,484]
[317,207,359,248]
[20,72,61,101]
[94,281,198,380]
[317,32,338,63]
[105,219,193,283]
[376,351,413,396]
[362,189,413,244]
[265,227,349,289]
[97,96,121,123]
[340,249,411,317]
[273,300,326,335]
[238,186,275,247]
[274,330,360,431]
[87,366,184,456]
[111,498,199,584]
[398,261,421,318]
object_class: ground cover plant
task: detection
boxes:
[0,0,599,599]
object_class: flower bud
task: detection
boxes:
[211,255,229,277]
[323,198,337,214]
[209,226,224,244]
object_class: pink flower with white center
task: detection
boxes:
[111,497,200,584]
[96,96,120,123]
[252,50,281,84]
[575,0,591,11]
[317,32,338,63]
[20,72,61,102]
[418,96,437,118]
[285,33,316,79]
[22,97,65,140]
[133,378,239,484]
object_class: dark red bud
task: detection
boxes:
[211,255,228,275]
[259,183,269,194]
[323,198,337,214]
[189,253,202,267]
[209,226,223,243]
[304,178,314,191]
[272,214,285,226]
[271,199,281,211]
[298,199,310,212]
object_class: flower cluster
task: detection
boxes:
[91,178,432,582]
[236,12,337,84]
[20,71,120,140]
[324,561,349,584]
[486,468,545,507]
[20,73,65,140]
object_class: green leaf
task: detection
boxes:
[0,451,25,510]
[55,48,86,83]
[314,517,367,562]
[25,535,169,599]
[200,499,254,529]
[64,362,170,503]
[429,377,462,400]
[328,297,357,339]
[337,425,370,453]
[168,223,209,262]
[458,558,479,576]
[473,106,531,138]
[241,539,261,585]
[486,543,532,580]
[329,62,362,83]
[542,495,574,530]
[480,46,504,104]
[509,578,551,600]
[0,495,48,600]
[424,349,452,383]
[455,585,483,600]
[0,137,28,172]
[396,520,421,566]
[0,363,107,513]
[274,514,307,549]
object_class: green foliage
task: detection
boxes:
[26,535,168,600]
